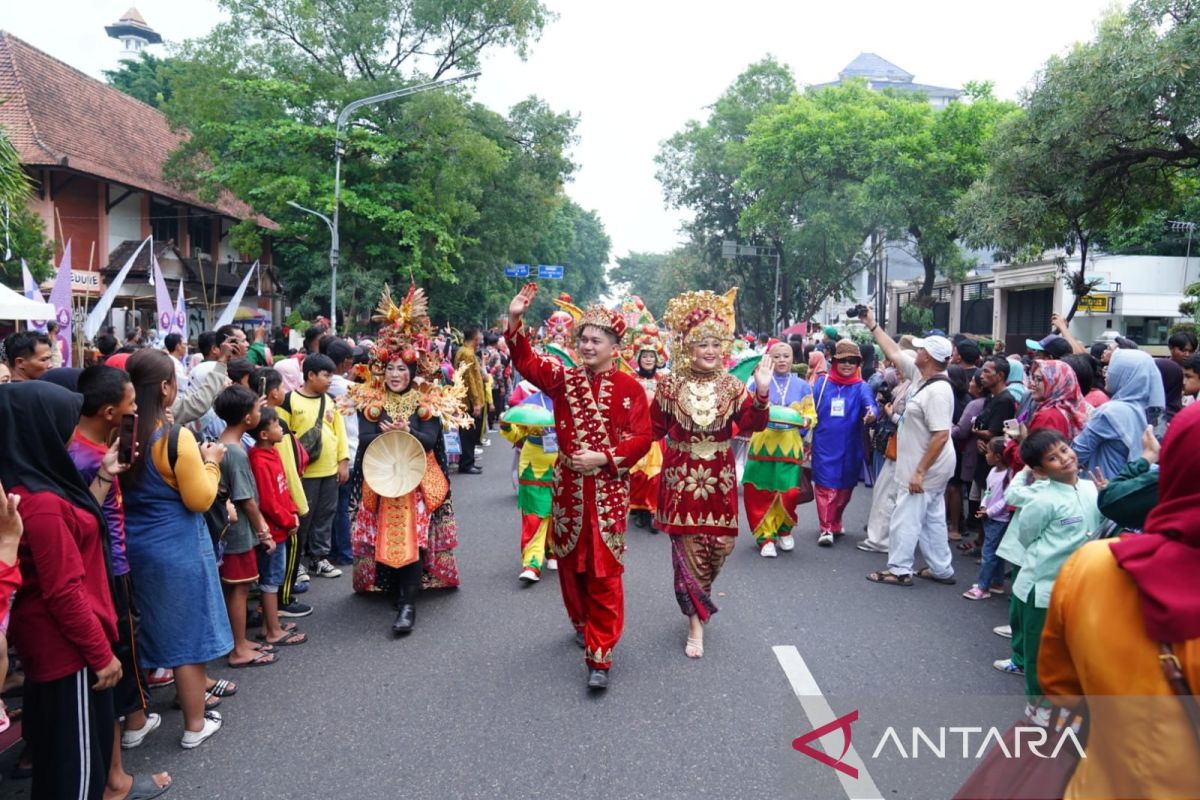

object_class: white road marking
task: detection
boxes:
[773,645,884,800]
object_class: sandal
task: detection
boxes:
[866,570,913,587]
[956,540,977,552]
[916,567,957,585]
[124,773,171,800]
[228,652,277,669]
[256,630,307,647]
[685,637,704,659]
[206,678,237,698]
[172,693,220,711]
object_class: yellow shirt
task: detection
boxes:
[279,391,348,478]
[1040,540,1200,799]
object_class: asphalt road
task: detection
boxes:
[1,439,1026,800]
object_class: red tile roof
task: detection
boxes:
[0,31,274,228]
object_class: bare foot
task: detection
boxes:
[684,615,704,659]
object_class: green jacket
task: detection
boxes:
[1097,458,1158,530]
[1007,475,1101,608]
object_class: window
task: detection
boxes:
[1124,317,1173,346]
[150,200,178,245]
[188,214,212,258]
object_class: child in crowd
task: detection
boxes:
[1183,355,1200,402]
[258,367,313,617]
[1002,430,1100,703]
[213,386,277,668]
[279,354,349,581]
[963,437,1013,601]
[70,366,167,760]
[248,407,306,646]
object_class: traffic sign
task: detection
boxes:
[537,265,564,280]
[504,264,530,278]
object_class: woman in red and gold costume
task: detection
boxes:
[341,285,471,635]
[655,289,773,659]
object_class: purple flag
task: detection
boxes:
[151,248,174,336]
[173,280,187,335]
[48,240,74,367]
[21,259,48,330]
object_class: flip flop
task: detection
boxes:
[227,652,277,669]
[206,678,237,698]
[256,630,307,647]
[125,773,171,800]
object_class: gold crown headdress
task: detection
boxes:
[663,289,737,370]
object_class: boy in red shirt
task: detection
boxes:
[249,407,306,646]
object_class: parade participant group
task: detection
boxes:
[3,276,1200,800]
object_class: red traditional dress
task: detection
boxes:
[656,288,769,621]
[627,371,664,516]
[506,319,653,671]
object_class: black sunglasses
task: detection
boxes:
[834,357,863,365]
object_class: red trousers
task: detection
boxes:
[558,565,623,670]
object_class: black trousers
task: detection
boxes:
[25,670,115,800]
[111,573,149,717]
[458,415,481,471]
[376,559,423,606]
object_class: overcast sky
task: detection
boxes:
[6,0,1122,263]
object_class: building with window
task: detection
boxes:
[885,253,1195,354]
[0,29,282,340]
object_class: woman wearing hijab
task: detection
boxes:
[809,340,878,547]
[1073,349,1161,480]
[807,350,828,386]
[1007,360,1092,471]
[1039,401,1200,798]
[121,349,232,750]
[0,381,123,799]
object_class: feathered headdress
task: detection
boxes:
[620,296,668,366]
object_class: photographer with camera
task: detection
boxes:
[859,308,958,587]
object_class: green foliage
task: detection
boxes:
[0,201,55,285]
[1170,319,1198,336]
[122,0,593,330]
[900,304,934,334]
[655,57,797,331]
[103,52,177,108]
[0,125,32,212]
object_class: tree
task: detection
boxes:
[140,0,599,330]
[656,57,797,331]
[103,52,177,108]
[0,127,53,283]
[957,11,1174,321]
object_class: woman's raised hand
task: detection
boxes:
[508,282,538,324]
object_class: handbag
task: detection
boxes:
[952,707,1087,800]
[1159,642,1200,748]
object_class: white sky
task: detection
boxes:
[5,0,1122,263]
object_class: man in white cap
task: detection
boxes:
[860,308,957,587]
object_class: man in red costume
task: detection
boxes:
[505,283,653,691]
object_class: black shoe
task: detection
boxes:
[458,466,483,475]
[392,603,416,635]
[632,510,647,529]
[278,601,313,618]
[574,631,585,649]
[587,669,608,690]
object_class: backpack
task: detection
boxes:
[282,391,326,463]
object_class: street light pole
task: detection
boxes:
[329,71,480,332]
[1171,220,1196,290]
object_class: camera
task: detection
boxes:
[845,304,869,319]
[877,386,894,406]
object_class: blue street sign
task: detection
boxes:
[504,264,530,278]
[538,264,564,280]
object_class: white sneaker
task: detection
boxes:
[180,710,222,749]
[310,558,343,578]
[518,569,540,583]
[546,558,558,571]
[760,542,778,558]
[818,531,834,547]
[993,624,1013,639]
[121,712,161,749]
[297,563,310,583]
[778,534,795,552]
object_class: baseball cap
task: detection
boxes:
[1025,338,1045,352]
[822,325,839,339]
[910,335,953,363]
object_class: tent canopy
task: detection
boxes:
[0,282,56,321]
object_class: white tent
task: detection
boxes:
[0,282,56,321]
